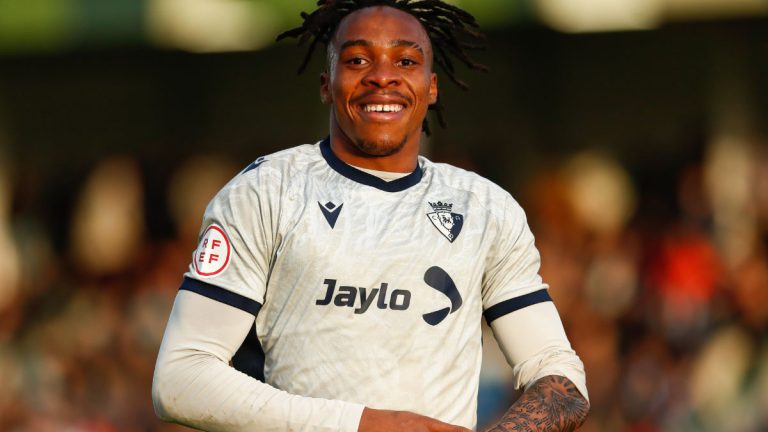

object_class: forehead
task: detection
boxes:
[331,6,432,51]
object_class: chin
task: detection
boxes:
[354,134,407,157]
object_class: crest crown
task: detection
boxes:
[429,201,453,212]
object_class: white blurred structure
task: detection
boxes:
[536,0,768,32]
[537,0,662,33]
[70,156,145,276]
[147,0,281,52]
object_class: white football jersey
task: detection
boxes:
[182,138,551,428]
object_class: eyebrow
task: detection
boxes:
[339,39,425,56]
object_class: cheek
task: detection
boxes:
[415,74,434,103]
[330,80,357,121]
[330,70,356,97]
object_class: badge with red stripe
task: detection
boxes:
[193,224,231,277]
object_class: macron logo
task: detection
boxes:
[318,201,343,228]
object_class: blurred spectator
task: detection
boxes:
[69,157,145,277]
[0,159,21,316]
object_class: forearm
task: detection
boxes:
[486,301,589,431]
[485,375,589,432]
[153,349,364,431]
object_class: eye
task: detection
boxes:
[398,58,418,67]
[346,57,368,66]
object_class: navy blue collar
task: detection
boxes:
[319,137,423,192]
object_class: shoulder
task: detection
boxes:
[209,143,321,206]
[239,143,320,182]
[224,143,320,188]
[421,158,519,217]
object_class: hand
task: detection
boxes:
[358,407,472,432]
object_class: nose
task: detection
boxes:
[363,58,401,88]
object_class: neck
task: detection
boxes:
[329,123,420,173]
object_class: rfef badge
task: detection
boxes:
[193,224,232,277]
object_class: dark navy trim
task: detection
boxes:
[319,137,423,192]
[232,323,266,382]
[180,277,262,316]
[483,289,552,324]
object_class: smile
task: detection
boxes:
[363,104,404,113]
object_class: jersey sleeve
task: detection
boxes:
[181,167,278,314]
[489,302,589,400]
[153,289,365,431]
[481,194,551,323]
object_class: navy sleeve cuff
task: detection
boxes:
[180,276,262,316]
[483,289,552,324]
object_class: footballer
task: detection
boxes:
[152,1,589,431]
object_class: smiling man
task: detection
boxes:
[320,8,436,169]
[152,1,589,431]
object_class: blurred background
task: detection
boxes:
[0,0,767,431]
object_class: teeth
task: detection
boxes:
[364,104,404,113]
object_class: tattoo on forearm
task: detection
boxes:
[485,375,589,432]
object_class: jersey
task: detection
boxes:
[180,138,552,428]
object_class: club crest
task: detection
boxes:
[426,201,464,243]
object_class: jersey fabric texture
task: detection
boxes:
[181,138,552,428]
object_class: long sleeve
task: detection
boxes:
[152,289,365,432]
[489,301,588,401]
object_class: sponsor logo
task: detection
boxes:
[426,201,463,243]
[318,201,343,228]
[315,266,462,326]
[421,266,462,326]
[316,279,410,313]
[193,224,231,277]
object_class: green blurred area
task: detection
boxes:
[0,0,532,54]
[2,0,767,54]
[74,0,145,47]
[0,0,77,52]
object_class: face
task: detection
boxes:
[321,6,438,158]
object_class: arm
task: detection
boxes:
[485,375,588,432]
[152,290,470,432]
[152,290,364,431]
[483,302,589,432]
[480,195,588,430]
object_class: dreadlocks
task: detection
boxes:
[276,0,488,135]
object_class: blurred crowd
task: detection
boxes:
[0,133,766,431]
[478,135,768,432]
[0,154,237,432]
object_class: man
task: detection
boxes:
[152,1,589,431]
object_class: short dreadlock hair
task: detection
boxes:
[276,0,488,135]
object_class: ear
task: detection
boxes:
[320,71,332,105]
[428,72,438,105]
